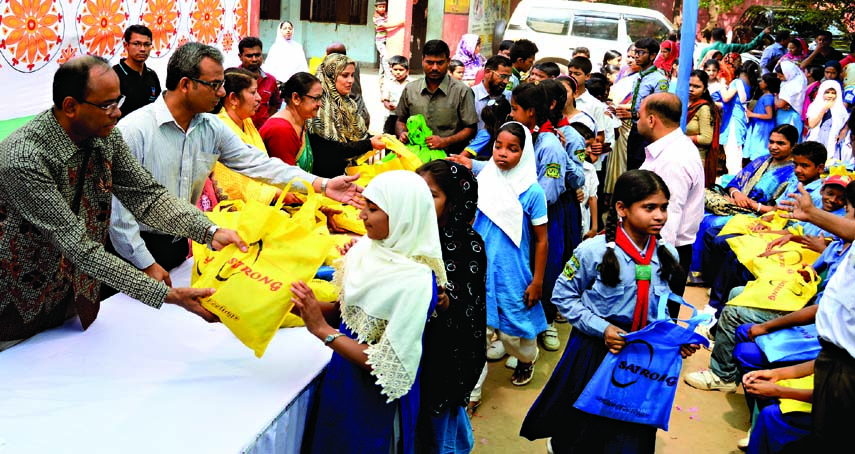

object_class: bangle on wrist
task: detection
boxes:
[756,203,763,213]
[320,178,329,196]
[205,225,220,250]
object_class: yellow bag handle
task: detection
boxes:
[272,178,316,211]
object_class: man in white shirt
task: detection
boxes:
[638,93,704,314]
[112,42,362,285]
[778,183,855,451]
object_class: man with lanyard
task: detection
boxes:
[472,55,513,130]
[111,43,362,287]
[395,39,478,156]
[113,25,161,119]
[238,36,282,129]
[616,38,670,171]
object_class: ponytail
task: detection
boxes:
[599,204,621,287]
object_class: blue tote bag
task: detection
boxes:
[755,323,821,363]
[573,294,710,430]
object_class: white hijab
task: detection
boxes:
[337,171,446,402]
[778,60,808,112]
[476,121,539,247]
[806,80,848,159]
[261,23,309,83]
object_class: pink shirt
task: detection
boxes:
[640,128,704,247]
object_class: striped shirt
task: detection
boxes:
[112,95,317,269]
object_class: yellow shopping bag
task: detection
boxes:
[726,234,820,279]
[719,212,788,236]
[344,135,424,187]
[279,279,341,328]
[727,266,820,312]
[193,180,335,357]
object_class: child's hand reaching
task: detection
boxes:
[680,344,700,358]
[576,188,585,203]
[523,281,542,308]
[290,281,330,338]
[604,324,627,354]
[584,228,597,239]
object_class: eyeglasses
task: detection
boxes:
[129,41,153,48]
[632,49,649,56]
[302,93,322,102]
[78,95,126,113]
[189,77,225,91]
[494,73,511,81]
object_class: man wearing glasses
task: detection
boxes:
[112,42,362,287]
[471,55,513,132]
[0,56,250,349]
[113,25,161,118]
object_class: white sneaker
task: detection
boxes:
[540,323,561,351]
[486,339,506,361]
[506,348,539,369]
[684,369,738,393]
[737,429,751,451]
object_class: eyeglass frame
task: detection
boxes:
[77,94,126,113]
[188,77,225,92]
[128,41,153,48]
[302,93,323,102]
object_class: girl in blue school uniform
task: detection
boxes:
[508,82,571,355]
[473,121,549,387]
[521,170,697,453]
[743,74,782,162]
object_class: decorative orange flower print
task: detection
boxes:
[140,0,179,57]
[190,0,224,45]
[55,44,77,64]
[77,0,128,57]
[0,0,63,72]
[177,35,189,48]
[234,0,248,39]
[221,31,233,53]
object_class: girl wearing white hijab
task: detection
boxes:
[806,80,849,160]
[472,121,549,387]
[775,60,808,138]
[261,21,309,83]
[292,170,446,454]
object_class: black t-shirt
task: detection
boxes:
[113,59,162,118]
[810,48,845,68]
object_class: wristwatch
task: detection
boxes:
[323,332,345,346]
[205,225,220,250]
[631,111,639,121]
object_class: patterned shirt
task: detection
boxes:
[0,110,213,341]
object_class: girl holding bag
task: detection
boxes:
[290,171,447,454]
[521,170,700,453]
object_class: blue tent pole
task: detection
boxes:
[676,0,698,131]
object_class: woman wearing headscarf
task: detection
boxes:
[779,38,808,66]
[775,60,808,139]
[654,40,679,79]
[307,54,384,177]
[451,34,486,83]
[261,21,309,83]
[293,170,447,454]
[720,52,742,85]
[415,160,486,453]
[806,80,849,159]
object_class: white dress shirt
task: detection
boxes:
[112,95,316,269]
[640,128,704,247]
[816,245,855,359]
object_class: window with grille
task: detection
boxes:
[301,0,368,25]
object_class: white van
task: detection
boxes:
[503,0,676,70]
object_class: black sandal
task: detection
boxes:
[511,361,535,386]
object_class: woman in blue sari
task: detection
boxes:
[689,125,798,282]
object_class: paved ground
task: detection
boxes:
[358,71,748,453]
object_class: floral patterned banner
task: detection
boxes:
[0,0,251,121]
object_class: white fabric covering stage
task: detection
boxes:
[0,260,331,454]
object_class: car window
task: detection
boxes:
[526,7,572,35]
[625,15,670,42]
[571,15,619,41]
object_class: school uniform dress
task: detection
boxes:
[521,235,677,453]
[743,94,777,160]
[720,79,750,173]
[473,184,549,339]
